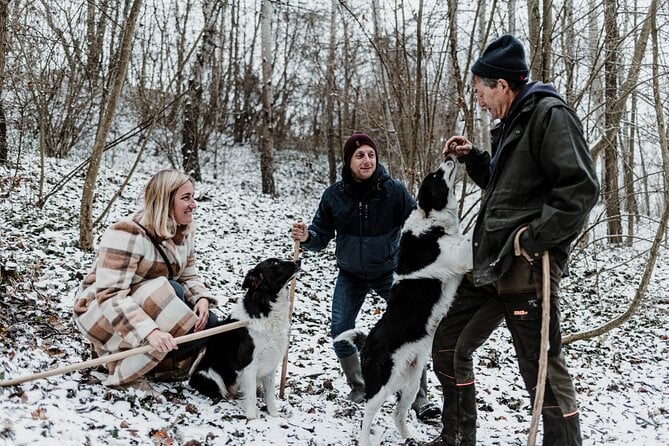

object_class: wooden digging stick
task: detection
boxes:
[0,319,249,387]
[528,251,552,446]
[279,239,301,399]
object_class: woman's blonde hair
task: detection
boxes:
[141,169,194,239]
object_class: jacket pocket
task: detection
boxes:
[503,297,541,360]
[484,207,542,232]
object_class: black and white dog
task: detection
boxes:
[189,257,300,419]
[335,156,471,446]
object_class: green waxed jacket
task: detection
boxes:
[462,82,599,286]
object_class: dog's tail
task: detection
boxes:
[334,329,367,351]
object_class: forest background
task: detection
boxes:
[0,0,668,444]
[0,0,667,251]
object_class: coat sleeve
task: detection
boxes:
[94,224,160,345]
[303,188,336,252]
[461,146,492,189]
[520,105,600,257]
[178,235,216,306]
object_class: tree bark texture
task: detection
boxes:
[79,0,142,251]
[0,0,8,165]
[260,0,275,195]
[603,0,622,243]
[325,0,338,185]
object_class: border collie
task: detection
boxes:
[189,257,300,419]
[335,156,471,445]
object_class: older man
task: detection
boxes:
[423,35,599,446]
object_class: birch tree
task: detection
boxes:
[79,0,142,250]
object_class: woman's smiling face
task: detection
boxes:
[171,180,196,225]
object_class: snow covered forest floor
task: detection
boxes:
[0,144,668,445]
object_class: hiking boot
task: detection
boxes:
[419,435,456,446]
[415,402,441,421]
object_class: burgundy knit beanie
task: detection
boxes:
[343,132,378,168]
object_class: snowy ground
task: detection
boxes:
[0,144,667,445]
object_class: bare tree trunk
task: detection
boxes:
[341,12,353,135]
[602,0,623,243]
[527,0,551,81]
[371,0,405,181]
[412,0,424,177]
[476,0,490,151]
[85,0,108,82]
[445,0,467,137]
[181,0,221,180]
[79,0,142,251]
[540,0,552,81]
[527,0,541,80]
[563,0,664,344]
[325,0,338,185]
[0,0,9,164]
[590,0,656,159]
[563,0,576,104]
[0,0,7,165]
[259,0,275,195]
[624,89,639,245]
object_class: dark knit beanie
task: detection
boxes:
[471,34,529,83]
[343,132,378,168]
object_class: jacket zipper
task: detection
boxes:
[358,201,366,276]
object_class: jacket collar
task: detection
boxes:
[341,163,390,199]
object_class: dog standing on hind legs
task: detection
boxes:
[336,156,472,446]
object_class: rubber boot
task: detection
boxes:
[438,381,476,446]
[542,408,582,446]
[339,353,365,403]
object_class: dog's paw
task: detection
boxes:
[403,438,420,446]
[266,405,280,417]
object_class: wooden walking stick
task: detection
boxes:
[528,251,552,446]
[0,319,249,387]
[279,239,301,399]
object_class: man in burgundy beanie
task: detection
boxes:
[342,132,378,168]
[291,131,442,421]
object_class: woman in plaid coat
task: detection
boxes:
[73,170,217,386]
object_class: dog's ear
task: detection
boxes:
[242,269,264,290]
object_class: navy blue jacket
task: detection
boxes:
[303,164,415,279]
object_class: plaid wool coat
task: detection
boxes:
[73,215,216,385]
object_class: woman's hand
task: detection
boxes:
[193,298,210,332]
[147,329,178,353]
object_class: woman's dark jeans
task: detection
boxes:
[166,280,218,360]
